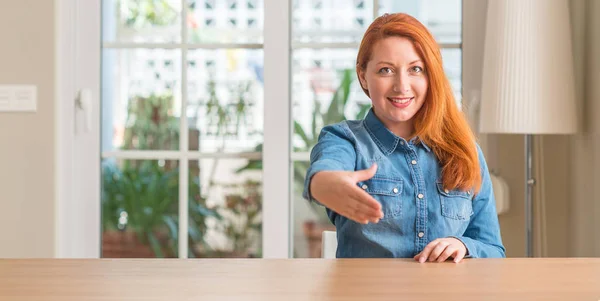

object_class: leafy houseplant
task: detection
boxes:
[103,76,261,258]
[202,180,262,258]
[102,160,219,258]
[101,92,220,258]
[191,78,264,258]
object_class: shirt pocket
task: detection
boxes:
[437,182,474,220]
[358,177,403,219]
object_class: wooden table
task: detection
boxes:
[1,258,599,300]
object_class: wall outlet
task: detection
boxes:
[0,85,37,112]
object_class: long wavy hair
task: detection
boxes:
[356,13,481,193]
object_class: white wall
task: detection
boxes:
[0,0,55,257]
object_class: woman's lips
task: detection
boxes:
[387,97,414,108]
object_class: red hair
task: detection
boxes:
[356,13,481,193]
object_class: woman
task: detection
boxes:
[303,13,505,262]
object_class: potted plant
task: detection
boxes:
[195,179,262,258]
[101,92,220,258]
[102,160,219,258]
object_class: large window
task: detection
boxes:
[98,0,461,259]
[101,0,264,258]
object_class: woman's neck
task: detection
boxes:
[389,124,415,140]
[374,111,415,140]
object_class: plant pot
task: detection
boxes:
[102,230,174,258]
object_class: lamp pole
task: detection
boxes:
[525,134,535,257]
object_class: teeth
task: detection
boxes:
[391,98,411,104]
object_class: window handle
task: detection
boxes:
[76,89,92,133]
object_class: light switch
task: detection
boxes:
[0,85,37,112]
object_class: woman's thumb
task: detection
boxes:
[352,163,378,182]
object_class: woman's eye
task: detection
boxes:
[411,66,424,73]
[378,67,393,74]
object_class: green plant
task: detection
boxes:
[196,79,262,257]
[211,180,262,257]
[102,92,220,258]
[122,93,179,150]
[201,79,254,139]
[102,160,219,257]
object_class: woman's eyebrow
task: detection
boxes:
[375,59,422,66]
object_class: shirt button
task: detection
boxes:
[444,189,449,193]
[417,193,424,199]
[393,188,399,194]
[418,232,424,238]
[400,141,405,145]
[411,160,417,165]
[361,184,368,190]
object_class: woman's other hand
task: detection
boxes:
[414,238,468,263]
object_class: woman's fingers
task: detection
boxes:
[453,248,467,263]
[437,246,456,262]
[428,242,448,262]
[343,198,382,224]
[348,186,383,214]
[415,238,468,263]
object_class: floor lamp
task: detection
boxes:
[479,0,578,257]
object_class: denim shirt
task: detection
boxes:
[303,109,506,258]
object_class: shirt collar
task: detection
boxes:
[363,108,431,155]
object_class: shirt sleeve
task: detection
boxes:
[451,144,506,258]
[302,123,357,206]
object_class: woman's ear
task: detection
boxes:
[356,66,368,90]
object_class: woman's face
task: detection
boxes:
[358,36,428,138]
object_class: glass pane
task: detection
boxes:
[188,159,262,258]
[442,48,462,104]
[102,0,182,43]
[292,163,334,258]
[292,0,374,43]
[379,0,462,44]
[102,49,181,151]
[187,0,264,44]
[292,48,369,152]
[187,49,264,153]
[101,159,179,258]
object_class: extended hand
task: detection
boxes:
[310,164,384,224]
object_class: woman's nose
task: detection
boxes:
[393,74,410,93]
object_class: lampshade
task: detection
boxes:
[479,0,577,134]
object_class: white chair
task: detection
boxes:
[321,231,338,258]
